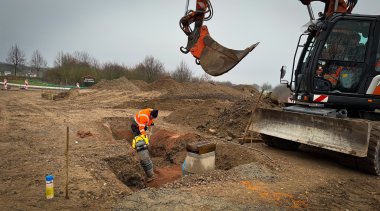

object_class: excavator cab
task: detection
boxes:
[289,14,380,110]
[179,0,259,76]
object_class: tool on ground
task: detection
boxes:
[132,135,154,179]
[45,174,54,199]
[242,90,264,143]
[65,126,69,199]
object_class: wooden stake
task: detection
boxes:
[242,90,265,142]
[65,126,69,199]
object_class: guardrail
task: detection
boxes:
[0,82,71,90]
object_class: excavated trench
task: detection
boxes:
[104,118,262,190]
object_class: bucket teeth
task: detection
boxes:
[199,35,259,76]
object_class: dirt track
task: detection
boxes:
[0,84,379,210]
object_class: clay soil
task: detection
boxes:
[0,79,379,210]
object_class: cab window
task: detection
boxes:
[314,20,370,93]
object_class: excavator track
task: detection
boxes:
[357,123,380,175]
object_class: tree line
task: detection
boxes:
[2,44,274,90]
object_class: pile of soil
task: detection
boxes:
[157,80,254,101]
[92,77,140,91]
[146,129,272,189]
[149,78,185,94]
[149,130,206,165]
[165,96,278,139]
[130,80,151,91]
[164,99,232,129]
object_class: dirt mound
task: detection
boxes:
[161,142,274,189]
[130,80,151,91]
[148,79,253,101]
[164,99,230,128]
[165,96,277,139]
[92,77,140,91]
[233,84,259,95]
[149,78,185,93]
[149,130,206,165]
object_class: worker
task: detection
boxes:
[315,64,324,77]
[3,78,8,90]
[130,109,157,180]
[24,79,29,90]
[76,82,80,88]
[131,108,158,137]
[324,65,344,88]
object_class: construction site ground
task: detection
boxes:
[0,78,379,210]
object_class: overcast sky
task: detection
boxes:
[1,0,379,86]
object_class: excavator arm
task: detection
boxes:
[179,0,357,76]
[179,0,259,76]
[300,0,357,17]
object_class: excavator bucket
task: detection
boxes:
[250,107,371,157]
[199,36,259,76]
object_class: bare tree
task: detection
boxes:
[141,56,166,82]
[261,82,272,91]
[73,51,99,67]
[73,51,90,64]
[102,62,128,79]
[171,60,192,83]
[54,51,65,67]
[6,44,26,76]
[200,73,212,82]
[54,51,77,67]
[252,83,260,91]
[53,52,75,84]
[30,50,47,77]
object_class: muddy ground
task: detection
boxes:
[0,79,379,210]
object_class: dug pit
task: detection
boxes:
[105,127,266,190]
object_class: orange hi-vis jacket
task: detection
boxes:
[134,108,154,135]
[324,66,344,86]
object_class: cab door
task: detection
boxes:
[312,17,375,95]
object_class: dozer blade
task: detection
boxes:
[250,108,371,157]
[200,35,259,76]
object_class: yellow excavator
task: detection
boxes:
[180,0,380,175]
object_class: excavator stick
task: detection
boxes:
[179,0,259,76]
[250,108,371,157]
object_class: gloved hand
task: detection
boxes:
[151,122,154,126]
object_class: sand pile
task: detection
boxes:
[149,78,185,94]
[92,77,140,91]
[148,79,255,102]
[165,92,278,139]
[130,80,151,91]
